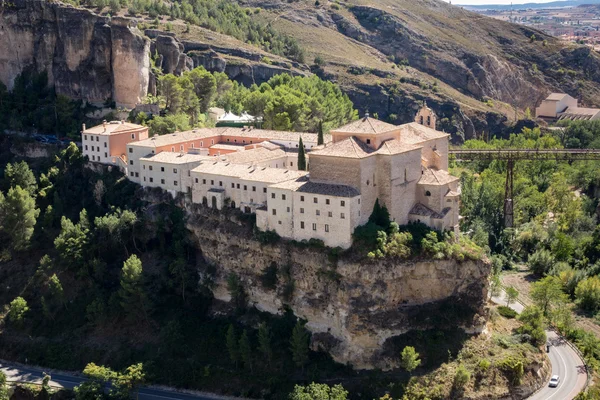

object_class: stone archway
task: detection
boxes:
[211,196,217,209]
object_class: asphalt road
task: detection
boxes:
[491,292,588,400]
[0,362,230,400]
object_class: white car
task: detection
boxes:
[549,375,560,387]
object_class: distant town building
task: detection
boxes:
[82,106,460,249]
[216,111,261,128]
[536,93,600,121]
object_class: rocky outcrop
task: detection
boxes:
[184,204,491,370]
[0,0,150,108]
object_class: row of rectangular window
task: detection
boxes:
[273,208,345,219]
[298,222,329,232]
[192,178,267,193]
[271,192,346,207]
[85,134,135,141]
[85,143,107,151]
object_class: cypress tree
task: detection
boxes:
[239,329,252,372]
[226,324,239,367]
[317,121,324,146]
[297,137,307,171]
[257,322,273,366]
[290,320,309,370]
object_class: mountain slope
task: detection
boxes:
[243,0,600,131]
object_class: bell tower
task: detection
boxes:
[415,103,437,130]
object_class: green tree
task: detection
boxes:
[158,74,184,112]
[0,371,8,400]
[0,186,40,251]
[119,255,148,320]
[528,249,555,276]
[490,274,502,298]
[226,324,239,367]
[317,120,324,145]
[186,67,217,112]
[239,329,252,372]
[257,322,273,366]
[518,306,547,346]
[297,137,307,171]
[8,296,29,325]
[4,161,37,197]
[48,273,65,308]
[531,275,568,316]
[368,198,391,229]
[54,210,90,271]
[226,273,246,312]
[505,286,519,307]
[453,364,471,391]
[400,346,421,374]
[290,320,310,369]
[575,276,600,312]
[289,383,348,400]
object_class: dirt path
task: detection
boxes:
[501,269,600,339]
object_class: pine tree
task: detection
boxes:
[290,320,309,370]
[239,329,252,372]
[297,137,307,171]
[226,324,239,367]
[257,322,273,366]
[400,346,421,374]
[119,255,148,321]
[317,121,324,146]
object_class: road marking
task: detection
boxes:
[545,344,569,400]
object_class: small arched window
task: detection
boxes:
[425,191,431,197]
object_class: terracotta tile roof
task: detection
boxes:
[409,203,450,219]
[399,123,449,144]
[309,137,374,159]
[558,107,600,121]
[220,147,287,165]
[310,137,420,159]
[128,127,326,148]
[419,168,459,185]
[191,161,307,183]
[84,121,146,135]
[140,152,210,164]
[331,117,398,135]
[270,176,360,198]
[377,139,422,155]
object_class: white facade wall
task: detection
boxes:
[139,159,201,194]
[127,144,156,183]
[388,150,421,225]
[419,137,448,170]
[265,187,295,238]
[290,192,360,248]
[83,133,110,164]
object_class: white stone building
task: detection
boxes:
[83,107,460,249]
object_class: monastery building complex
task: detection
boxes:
[82,107,460,248]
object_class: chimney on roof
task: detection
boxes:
[364,110,370,119]
[102,120,107,132]
[82,123,86,131]
[121,120,125,124]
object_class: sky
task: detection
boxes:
[445,0,559,4]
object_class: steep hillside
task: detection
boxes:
[3,0,600,140]
[243,0,600,126]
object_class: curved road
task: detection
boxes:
[491,292,588,400]
[0,362,230,400]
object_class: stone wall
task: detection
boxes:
[0,0,150,108]
[183,202,491,370]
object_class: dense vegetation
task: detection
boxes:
[352,199,483,262]
[458,121,600,395]
[0,142,371,398]
[64,0,304,62]
[0,69,84,137]
[140,67,357,135]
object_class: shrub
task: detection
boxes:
[575,276,600,312]
[497,356,525,385]
[528,249,555,276]
[477,359,491,372]
[497,306,518,319]
[453,364,471,390]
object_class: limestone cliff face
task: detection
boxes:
[185,204,491,370]
[0,0,150,108]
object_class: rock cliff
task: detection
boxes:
[0,0,150,108]
[184,203,491,370]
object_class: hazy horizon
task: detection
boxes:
[447,0,566,4]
